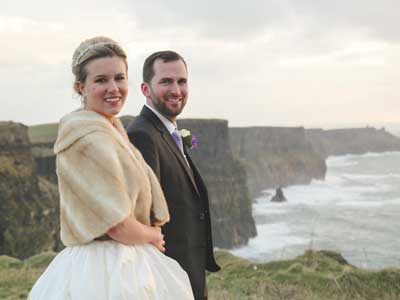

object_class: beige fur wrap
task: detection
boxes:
[54,110,169,246]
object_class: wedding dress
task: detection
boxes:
[28,241,193,299]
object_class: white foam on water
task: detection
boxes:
[384,198,400,205]
[328,151,400,161]
[254,205,287,215]
[336,201,383,208]
[233,152,400,268]
[327,156,359,167]
[259,175,379,207]
[358,151,400,158]
[342,173,400,180]
[230,222,309,260]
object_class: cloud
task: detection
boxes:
[0,0,399,126]
[289,0,400,43]
[0,16,69,66]
[124,0,400,45]
[127,0,286,39]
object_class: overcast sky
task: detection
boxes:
[1,0,399,129]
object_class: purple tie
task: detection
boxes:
[172,129,183,152]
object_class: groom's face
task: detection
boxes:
[143,59,188,122]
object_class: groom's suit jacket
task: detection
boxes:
[126,106,220,300]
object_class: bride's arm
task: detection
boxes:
[107,215,165,252]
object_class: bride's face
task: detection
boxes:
[77,56,128,120]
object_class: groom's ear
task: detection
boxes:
[141,82,151,97]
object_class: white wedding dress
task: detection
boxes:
[28,241,194,300]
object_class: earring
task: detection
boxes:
[80,95,87,107]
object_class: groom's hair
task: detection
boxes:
[143,50,187,83]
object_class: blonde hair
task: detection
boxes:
[72,36,128,95]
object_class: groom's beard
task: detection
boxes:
[149,89,187,119]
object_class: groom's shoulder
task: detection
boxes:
[126,118,160,154]
[126,114,151,132]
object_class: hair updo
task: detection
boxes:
[72,36,128,95]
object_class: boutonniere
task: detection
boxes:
[179,129,198,149]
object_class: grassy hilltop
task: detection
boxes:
[28,123,58,143]
[208,251,400,300]
[1,250,399,300]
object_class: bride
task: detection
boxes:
[28,36,194,300]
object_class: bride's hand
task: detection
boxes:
[150,226,166,252]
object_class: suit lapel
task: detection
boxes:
[185,150,205,194]
[140,106,200,196]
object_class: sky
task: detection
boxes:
[1,0,399,130]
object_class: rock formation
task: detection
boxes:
[270,186,287,202]
[307,127,400,158]
[178,119,257,248]
[0,122,58,259]
[229,127,327,198]
[6,116,400,258]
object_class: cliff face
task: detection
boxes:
[28,117,257,249]
[178,119,257,248]
[31,143,57,182]
[0,122,58,259]
[307,127,400,158]
[28,124,58,182]
[229,127,327,198]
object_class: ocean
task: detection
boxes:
[231,151,400,269]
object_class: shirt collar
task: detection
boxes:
[145,103,177,134]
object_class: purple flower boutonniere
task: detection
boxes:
[179,129,198,149]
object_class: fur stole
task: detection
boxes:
[54,110,169,246]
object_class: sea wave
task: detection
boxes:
[341,173,400,180]
[328,151,400,164]
[336,200,383,208]
[258,173,390,209]
[239,152,400,268]
[230,222,309,260]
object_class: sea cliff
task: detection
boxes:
[178,119,257,248]
[3,118,400,259]
[0,122,57,259]
[229,127,327,197]
[307,127,400,158]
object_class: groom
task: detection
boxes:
[126,51,220,300]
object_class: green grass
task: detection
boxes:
[28,123,58,144]
[24,252,57,269]
[1,250,399,300]
[0,256,23,269]
[206,250,400,300]
[27,115,135,143]
[0,252,56,300]
[0,268,44,300]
